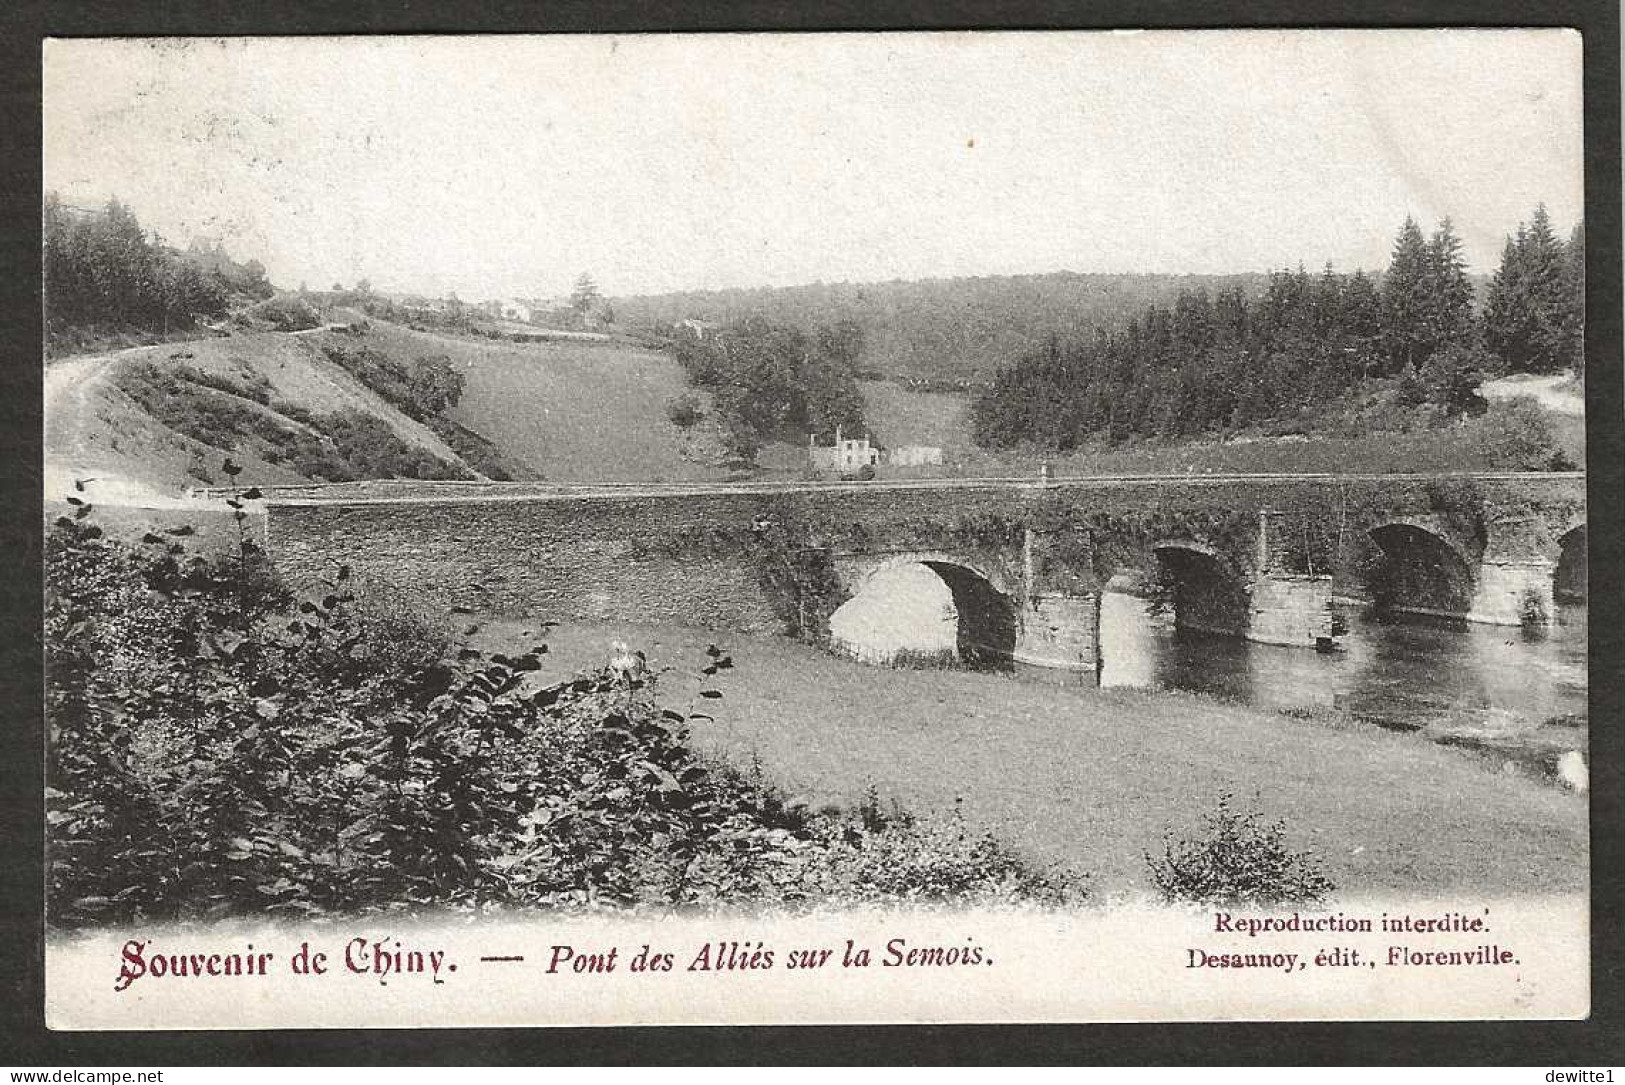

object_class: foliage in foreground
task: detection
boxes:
[45,485,1083,925]
[1146,793,1335,907]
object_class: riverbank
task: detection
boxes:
[467,618,1588,900]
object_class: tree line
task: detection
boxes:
[44,193,275,352]
[668,317,868,466]
[620,272,1274,383]
[972,208,1583,450]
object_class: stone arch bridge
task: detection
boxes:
[263,473,1585,676]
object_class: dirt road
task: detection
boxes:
[43,350,208,508]
[1479,372,1584,416]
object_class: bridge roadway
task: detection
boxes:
[231,470,1584,506]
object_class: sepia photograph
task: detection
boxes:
[37,28,1594,1030]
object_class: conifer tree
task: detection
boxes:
[1381,215,1431,375]
[1562,220,1585,377]
[1425,218,1476,350]
[1484,204,1580,375]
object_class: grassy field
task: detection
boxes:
[468,617,1588,899]
[860,379,973,449]
[349,323,733,483]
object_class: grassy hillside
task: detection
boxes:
[860,379,972,449]
[352,323,739,483]
[45,328,481,498]
[43,318,784,498]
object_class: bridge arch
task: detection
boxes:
[840,550,1016,600]
[1149,539,1251,637]
[1555,523,1586,603]
[1365,520,1476,619]
[829,554,1017,671]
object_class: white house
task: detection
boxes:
[808,427,880,472]
[498,298,536,323]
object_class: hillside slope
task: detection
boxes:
[352,323,737,483]
[44,327,479,501]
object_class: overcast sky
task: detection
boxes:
[44,30,1583,300]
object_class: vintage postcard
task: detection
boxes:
[40,29,1589,1029]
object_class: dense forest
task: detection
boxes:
[668,317,868,466]
[972,209,1584,451]
[618,272,1277,383]
[44,193,276,354]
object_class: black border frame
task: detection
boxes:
[3,0,1620,1065]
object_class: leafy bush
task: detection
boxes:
[115,361,279,451]
[46,484,1081,923]
[321,343,513,477]
[1146,793,1334,906]
[243,295,321,332]
[883,648,959,670]
[170,361,273,405]
[1465,399,1572,470]
[270,399,319,427]
[322,345,465,423]
[318,409,466,480]
[666,392,705,428]
[1417,344,1488,417]
[425,417,514,481]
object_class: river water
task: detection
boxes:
[1096,591,1588,732]
[830,567,1588,742]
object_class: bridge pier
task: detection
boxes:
[1244,510,1342,648]
[1247,574,1338,647]
[1013,525,1102,678]
[1014,592,1102,677]
[1468,558,1556,626]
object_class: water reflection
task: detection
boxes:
[1099,591,1588,730]
[829,563,957,664]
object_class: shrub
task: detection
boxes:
[1417,344,1488,416]
[245,295,321,331]
[271,399,319,427]
[666,392,705,428]
[1146,793,1334,906]
[426,417,514,480]
[317,409,467,480]
[321,345,465,423]
[1465,399,1570,471]
[171,362,273,406]
[114,361,273,450]
[46,487,1080,923]
[884,648,959,670]
[798,797,1084,906]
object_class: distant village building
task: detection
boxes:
[497,298,536,323]
[887,445,945,467]
[399,294,452,315]
[808,427,880,472]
